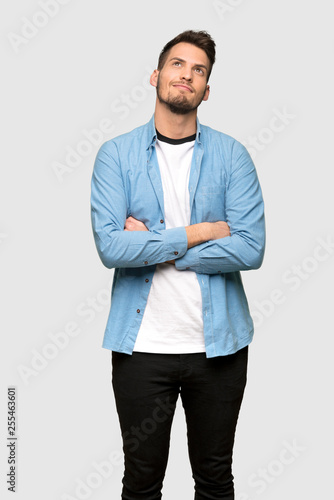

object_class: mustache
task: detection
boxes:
[172,82,194,92]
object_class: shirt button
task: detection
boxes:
[174,251,178,256]
[145,279,149,283]
[160,219,164,224]
[144,261,148,265]
[137,309,140,313]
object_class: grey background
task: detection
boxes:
[1,0,333,498]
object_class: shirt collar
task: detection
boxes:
[146,114,202,149]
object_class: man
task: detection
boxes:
[91,30,265,500]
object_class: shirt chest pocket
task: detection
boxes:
[197,184,226,221]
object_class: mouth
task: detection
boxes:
[172,84,193,93]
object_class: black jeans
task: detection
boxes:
[111,346,248,500]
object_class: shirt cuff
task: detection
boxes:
[162,226,188,260]
[174,245,201,271]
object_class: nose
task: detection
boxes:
[180,64,192,81]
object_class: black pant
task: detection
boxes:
[112,346,248,500]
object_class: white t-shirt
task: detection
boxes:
[133,132,205,353]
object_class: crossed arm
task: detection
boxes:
[124,216,231,265]
[91,140,265,274]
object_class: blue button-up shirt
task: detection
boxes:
[91,114,265,357]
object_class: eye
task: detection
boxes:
[173,61,182,67]
[195,68,204,75]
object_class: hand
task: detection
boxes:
[209,221,231,240]
[124,216,148,232]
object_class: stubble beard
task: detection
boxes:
[156,75,207,115]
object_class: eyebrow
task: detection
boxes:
[169,57,208,71]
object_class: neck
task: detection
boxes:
[154,99,197,139]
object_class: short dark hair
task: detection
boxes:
[157,30,216,81]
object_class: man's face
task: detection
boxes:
[152,42,211,115]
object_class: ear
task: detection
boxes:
[150,69,159,88]
[203,84,210,102]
